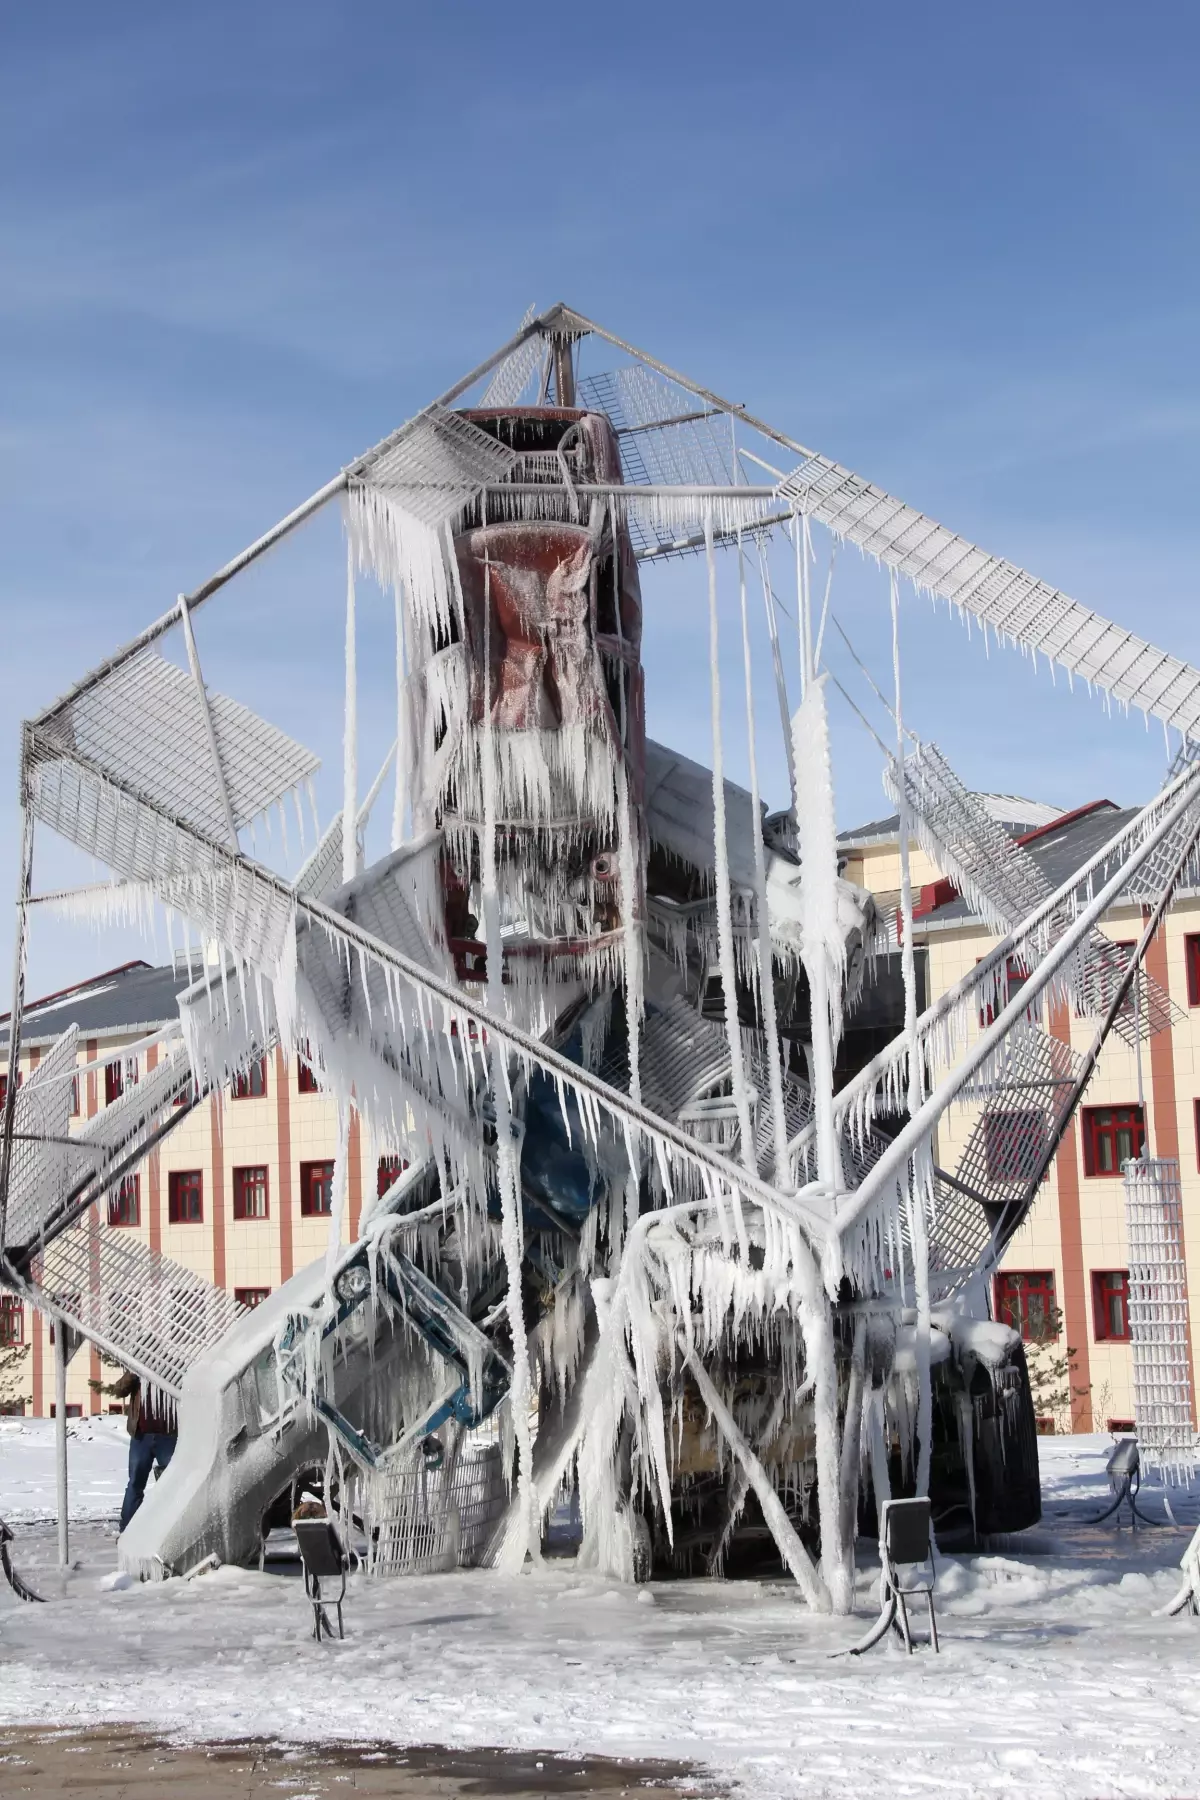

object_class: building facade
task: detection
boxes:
[840,793,1200,1433]
[0,959,392,1419]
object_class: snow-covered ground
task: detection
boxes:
[1,1428,1199,1798]
[0,1415,128,1521]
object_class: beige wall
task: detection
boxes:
[3,1034,373,1419]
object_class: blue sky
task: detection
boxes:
[3,1,1199,996]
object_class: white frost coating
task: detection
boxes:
[737,530,790,1185]
[342,534,358,885]
[890,570,933,1499]
[325,1103,351,1287]
[704,511,754,1170]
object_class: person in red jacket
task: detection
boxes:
[109,1371,177,1531]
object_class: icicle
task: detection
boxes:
[705,509,754,1173]
[392,581,408,851]
[342,533,358,884]
[616,758,643,1107]
[325,1103,352,1287]
[478,519,539,1572]
[737,527,790,1186]
[890,570,933,1499]
[790,673,844,1199]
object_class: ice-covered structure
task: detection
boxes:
[5,305,1200,1611]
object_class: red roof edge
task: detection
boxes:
[1013,800,1116,850]
[0,959,152,1027]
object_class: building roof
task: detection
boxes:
[0,959,194,1050]
[839,792,1064,849]
[909,800,1133,931]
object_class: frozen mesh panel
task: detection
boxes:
[295,815,345,899]
[296,840,443,1041]
[1124,1158,1196,1482]
[776,454,1200,741]
[27,742,297,975]
[480,308,544,407]
[75,1044,194,1158]
[40,650,318,842]
[353,405,519,528]
[29,1227,244,1396]
[2,1027,95,1249]
[891,740,1178,1045]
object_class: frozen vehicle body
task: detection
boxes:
[20,305,1183,1611]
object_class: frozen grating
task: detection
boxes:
[353,405,519,528]
[27,739,297,974]
[1,1028,94,1250]
[1124,1158,1196,1482]
[364,1440,506,1576]
[891,741,1179,1044]
[777,456,1200,740]
[480,309,545,407]
[24,1226,244,1396]
[41,650,318,843]
[295,815,345,900]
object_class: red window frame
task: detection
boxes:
[107,1174,140,1229]
[1093,1270,1131,1342]
[1187,934,1200,1007]
[69,1074,80,1117]
[1081,1105,1146,1177]
[50,1404,83,1419]
[168,1169,203,1224]
[995,1270,1059,1342]
[377,1155,408,1199]
[0,1071,23,1108]
[232,1165,270,1221]
[300,1161,335,1217]
[232,1058,268,1100]
[297,1046,320,1094]
[0,1295,24,1346]
[234,1287,271,1310]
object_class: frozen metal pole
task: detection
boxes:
[54,1321,68,1567]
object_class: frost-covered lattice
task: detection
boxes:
[352,405,519,527]
[37,650,317,843]
[0,1028,93,1251]
[1124,1157,1196,1482]
[29,1226,244,1397]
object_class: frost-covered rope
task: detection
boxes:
[737,527,789,1185]
[890,569,933,1497]
[342,535,358,884]
[391,584,408,851]
[479,520,539,1569]
[705,510,755,1171]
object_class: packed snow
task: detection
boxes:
[2,1425,1200,1795]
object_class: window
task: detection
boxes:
[1108,1417,1135,1434]
[107,1175,140,1228]
[0,1401,26,1416]
[233,1165,269,1220]
[172,1077,195,1109]
[1187,934,1200,1007]
[104,1055,138,1106]
[168,1169,203,1224]
[69,1074,80,1117]
[49,1404,83,1419]
[0,1296,23,1346]
[1082,1105,1146,1176]
[232,1059,267,1100]
[377,1155,407,1199]
[300,1161,335,1216]
[995,1271,1059,1342]
[1078,940,1137,1019]
[1093,1270,1131,1342]
[235,1287,271,1310]
[297,1047,321,1094]
[983,1110,1046,1183]
[979,958,1031,1028]
[0,1071,22,1108]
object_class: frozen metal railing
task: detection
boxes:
[1124,1157,1196,1483]
[27,1225,244,1398]
[776,459,1200,742]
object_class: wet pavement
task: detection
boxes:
[0,1728,716,1798]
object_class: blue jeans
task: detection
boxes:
[119,1432,176,1531]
